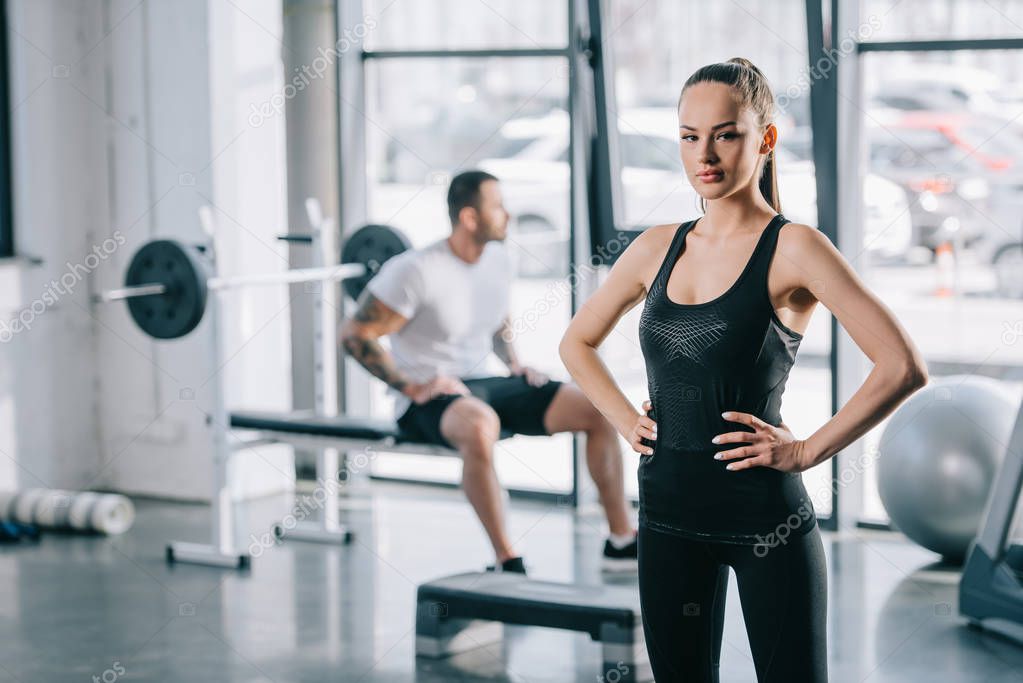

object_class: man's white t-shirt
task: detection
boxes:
[365,237,512,419]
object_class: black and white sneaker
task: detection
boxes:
[485,556,528,575]
[602,536,638,572]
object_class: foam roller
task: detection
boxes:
[0,489,135,535]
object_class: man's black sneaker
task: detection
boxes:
[602,537,639,572]
[485,556,527,575]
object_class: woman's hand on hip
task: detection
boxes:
[625,399,657,456]
[712,411,811,473]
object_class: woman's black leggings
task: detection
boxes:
[637,524,828,682]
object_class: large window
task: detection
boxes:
[342,0,1023,534]
[856,45,1023,522]
[363,0,567,51]
[357,7,574,495]
[861,0,1023,41]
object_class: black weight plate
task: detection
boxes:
[124,240,209,339]
[340,223,411,301]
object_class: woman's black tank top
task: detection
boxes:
[637,213,818,545]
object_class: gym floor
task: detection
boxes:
[1,482,1021,683]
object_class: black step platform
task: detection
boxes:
[416,572,650,682]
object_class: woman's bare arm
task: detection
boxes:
[558,227,668,451]
[777,224,929,467]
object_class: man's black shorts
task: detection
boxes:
[396,375,564,450]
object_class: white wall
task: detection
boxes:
[0,0,295,502]
[0,0,110,491]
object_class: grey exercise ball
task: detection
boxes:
[877,375,1018,562]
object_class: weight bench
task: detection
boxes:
[226,410,515,547]
[230,410,515,458]
[416,571,650,682]
[167,407,514,568]
[160,202,504,568]
[162,203,417,569]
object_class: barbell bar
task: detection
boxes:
[99,264,368,302]
[97,223,411,340]
[99,283,168,302]
[208,263,366,291]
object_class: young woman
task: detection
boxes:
[559,58,928,681]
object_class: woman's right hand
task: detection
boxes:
[628,399,657,455]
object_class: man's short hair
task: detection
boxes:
[447,170,498,225]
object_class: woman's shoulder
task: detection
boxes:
[628,221,687,254]
[610,223,687,292]
[611,223,680,271]
[777,220,832,254]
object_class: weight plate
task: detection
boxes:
[340,223,411,301]
[124,240,209,339]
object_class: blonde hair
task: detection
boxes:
[678,57,780,214]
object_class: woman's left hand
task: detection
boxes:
[712,411,811,474]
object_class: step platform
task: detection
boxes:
[415,571,650,682]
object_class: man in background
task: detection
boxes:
[341,170,637,574]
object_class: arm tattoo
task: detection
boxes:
[492,317,520,370]
[342,293,410,392]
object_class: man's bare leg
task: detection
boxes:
[439,396,517,563]
[543,383,633,537]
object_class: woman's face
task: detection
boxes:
[677,81,775,203]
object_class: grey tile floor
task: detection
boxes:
[0,481,1022,682]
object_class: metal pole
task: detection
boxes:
[207,263,364,291]
[165,239,250,568]
[338,0,368,428]
[269,199,351,545]
[314,204,343,534]
[209,289,232,556]
[98,283,167,302]
[283,0,341,476]
[97,260,366,303]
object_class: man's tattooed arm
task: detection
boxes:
[340,291,413,393]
